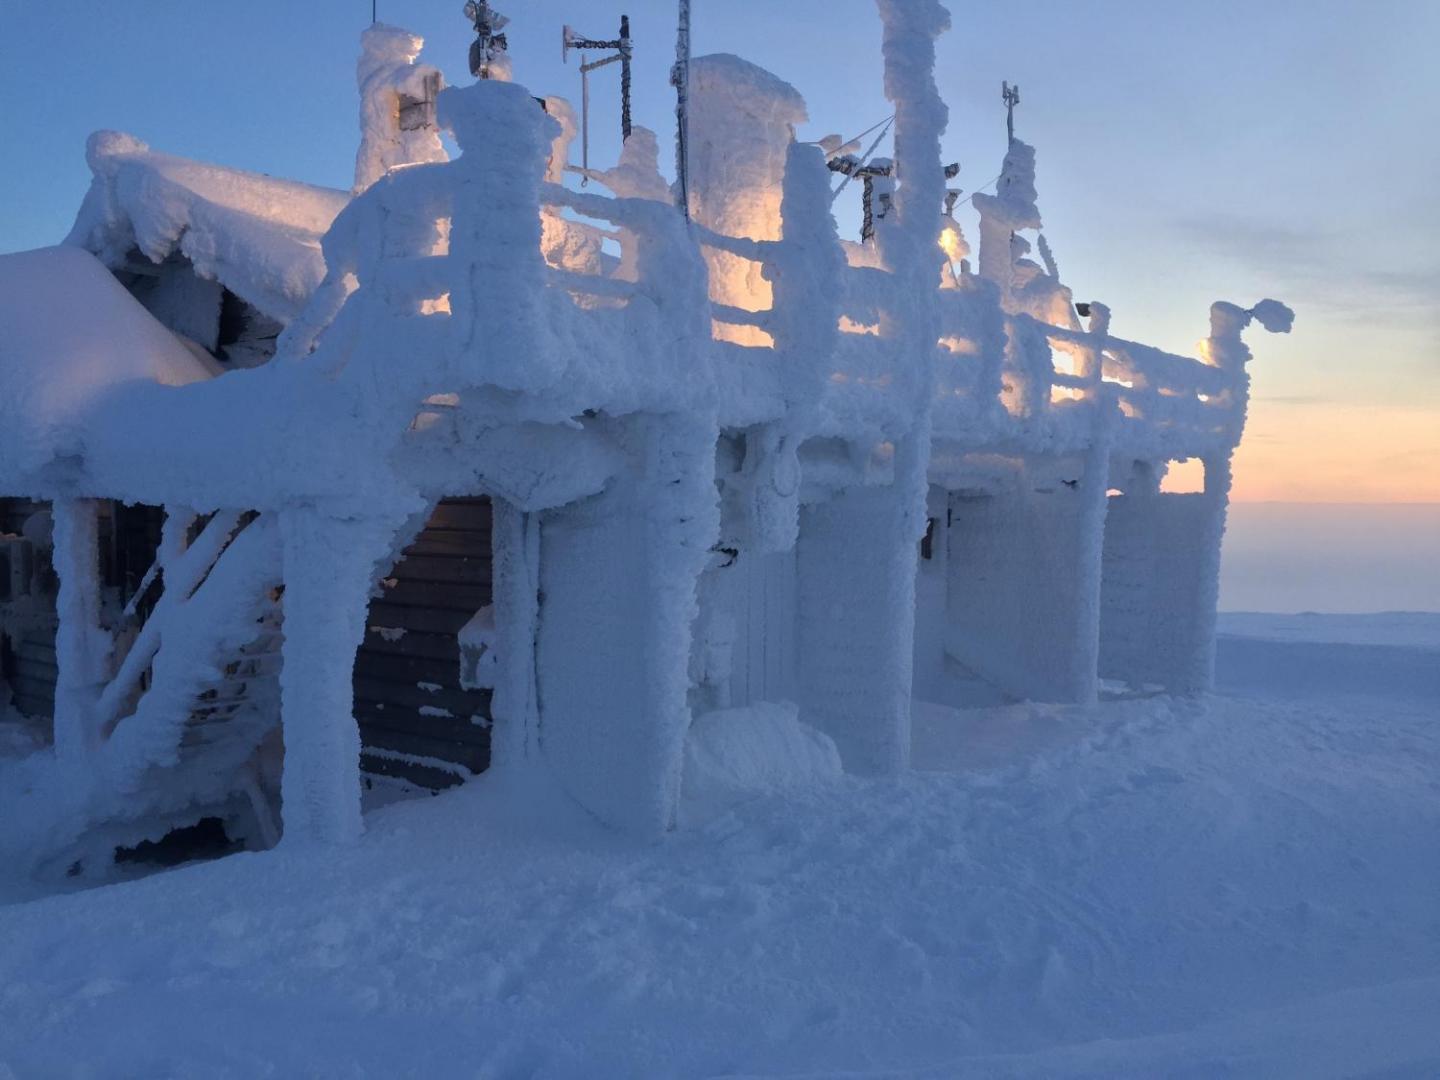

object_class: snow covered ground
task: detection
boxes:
[1,613,1437,1078]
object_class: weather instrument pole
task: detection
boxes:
[562,16,634,182]
[464,1,510,80]
[671,0,692,220]
[1002,81,1020,145]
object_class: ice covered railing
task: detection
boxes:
[689,141,843,432]
[688,145,947,443]
[992,298,1292,458]
[281,79,710,432]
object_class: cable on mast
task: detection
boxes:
[670,0,692,220]
[1002,81,1020,145]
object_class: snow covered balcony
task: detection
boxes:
[0,0,1298,875]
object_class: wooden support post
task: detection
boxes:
[276,508,398,846]
[51,498,111,764]
[488,498,541,768]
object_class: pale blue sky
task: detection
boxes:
[2,0,1436,499]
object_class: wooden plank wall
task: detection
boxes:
[354,497,495,791]
[0,500,165,722]
[1,499,57,721]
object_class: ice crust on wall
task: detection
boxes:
[946,482,1102,704]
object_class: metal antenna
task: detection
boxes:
[1002,81,1020,145]
[371,0,376,24]
[671,0,692,220]
[562,16,634,183]
[464,1,510,80]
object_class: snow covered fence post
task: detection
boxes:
[50,498,111,764]
[276,507,402,846]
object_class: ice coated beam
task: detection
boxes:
[51,498,110,764]
[276,509,397,846]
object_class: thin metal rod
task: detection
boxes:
[580,57,591,180]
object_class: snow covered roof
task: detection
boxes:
[65,131,349,325]
[0,245,216,480]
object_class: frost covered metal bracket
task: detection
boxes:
[562,16,634,182]
[398,71,442,132]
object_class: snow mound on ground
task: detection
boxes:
[682,701,841,816]
[2,682,1436,1077]
[0,246,216,476]
[0,716,44,760]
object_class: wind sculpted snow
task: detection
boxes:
[2,620,1436,1077]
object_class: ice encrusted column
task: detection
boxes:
[535,413,719,835]
[276,508,402,845]
[51,499,111,765]
[796,0,949,773]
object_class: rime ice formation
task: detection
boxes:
[353,23,448,194]
[0,1,1290,875]
[66,132,347,325]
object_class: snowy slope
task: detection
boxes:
[1217,612,1440,703]
[1,619,1437,1078]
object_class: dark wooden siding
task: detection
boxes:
[2,626,57,721]
[0,499,165,723]
[354,497,494,790]
[104,502,164,602]
[1,498,57,721]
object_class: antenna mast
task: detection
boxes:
[670,0,692,220]
[1002,81,1020,145]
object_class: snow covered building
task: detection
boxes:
[0,2,1289,873]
